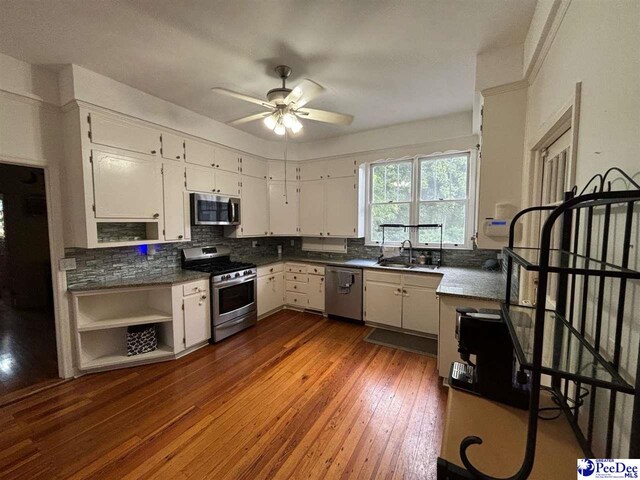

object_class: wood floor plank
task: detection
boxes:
[1,312,446,480]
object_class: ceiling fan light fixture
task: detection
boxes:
[290,117,303,134]
[263,113,278,130]
[274,120,286,136]
[282,112,296,128]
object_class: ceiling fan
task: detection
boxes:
[212,65,354,136]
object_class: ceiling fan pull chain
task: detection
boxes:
[284,130,289,204]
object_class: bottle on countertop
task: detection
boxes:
[277,245,283,260]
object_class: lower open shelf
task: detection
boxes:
[81,344,174,370]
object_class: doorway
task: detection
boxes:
[0,163,58,397]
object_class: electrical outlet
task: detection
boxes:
[252,240,259,248]
[59,258,77,271]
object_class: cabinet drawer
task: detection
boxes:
[258,263,283,277]
[183,280,209,296]
[364,270,402,284]
[307,265,325,276]
[286,281,308,294]
[285,272,308,282]
[285,264,307,274]
[402,273,442,289]
[286,291,307,307]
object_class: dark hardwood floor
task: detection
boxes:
[0,296,59,397]
[0,309,447,479]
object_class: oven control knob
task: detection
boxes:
[235,272,240,278]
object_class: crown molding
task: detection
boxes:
[481,80,529,97]
[0,88,60,112]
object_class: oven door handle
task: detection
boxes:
[214,275,256,288]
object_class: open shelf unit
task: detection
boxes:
[72,285,177,370]
[438,168,640,480]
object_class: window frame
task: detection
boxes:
[365,151,476,250]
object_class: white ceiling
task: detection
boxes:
[0,0,535,142]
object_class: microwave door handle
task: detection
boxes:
[229,200,237,222]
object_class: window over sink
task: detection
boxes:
[366,152,475,249]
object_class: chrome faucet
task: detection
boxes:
[400,239,413,264]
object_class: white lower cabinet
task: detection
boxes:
[183,290,211,349]
[364,270,441,335]
[257,263,284,317]
[307,274,325,311]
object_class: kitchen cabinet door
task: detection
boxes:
[240,155,267,179]
[162,163,186,241]
[89,112,160,156]
[299,179,325,236]
[401,286,439,335]
[258,273,284,317]
[214,147,240,173]
[325,177,357,237]
[268,161,290,181]
[299,162,327,181]
[269,181,298,235]
[326,158,356,178]
[184,139,215,167]
[92,150,162,219]
[161,132,184,161]
[215,170,240,197]
[183,293,211,348]
[185,165,215,193]
[239,175,268,236]
[307,274,325,311]
[364,280,402,327]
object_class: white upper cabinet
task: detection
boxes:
[185,165,215,193]
[299,180,325,236]
[161,132,184,161]
[214,147,240,173]
[162,163,187,241]
[89,112,160,156]
[238,176,268,236]
[92,150,163,219]
[240,155,268,179]
[184,139,215,167]
[215,170,240,197]
[326,158,357,178]
[269,161,293,181]
[269,181,299,235]
[299,162,327,181]
[325,176,357,237]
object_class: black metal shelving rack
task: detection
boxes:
[379,223,443,267]
[438,168,640,480]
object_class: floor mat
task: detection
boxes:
[365,328,437,357]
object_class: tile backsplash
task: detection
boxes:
[65,226,499,287]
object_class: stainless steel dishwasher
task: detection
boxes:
[325,266,363,322]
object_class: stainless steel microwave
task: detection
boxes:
[190,193,241,226]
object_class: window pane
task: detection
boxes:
[370,203,410,243]
[420,155,468,201]
[372,162,412,203]
[419,201,466,245]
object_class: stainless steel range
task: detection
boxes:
[181,246,257,343]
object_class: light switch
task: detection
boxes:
[59,258,77,271]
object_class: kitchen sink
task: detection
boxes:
[376,261,412,269]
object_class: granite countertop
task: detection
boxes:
[245,256,505,302]
[68,269,211,292]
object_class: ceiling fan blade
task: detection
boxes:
[211,87,275,108]
[296,107,354,126]
[284,79,324,108]
[228,111,272,126]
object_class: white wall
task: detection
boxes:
[522,0,640,458]
[523,0,561,77]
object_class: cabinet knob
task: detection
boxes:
[178,235,183,239]
[327,232,330,235]
[269,268,273,272]
[201,295,207,300]
[320,232,323,236]
[150,150,157,154]
[294,285,297,289]
[211,163,215,167]
[270,232,273,235]
[153,213,160,218]
[216,164,220,168]
[176,155,181,159]
[217,189,221,193]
